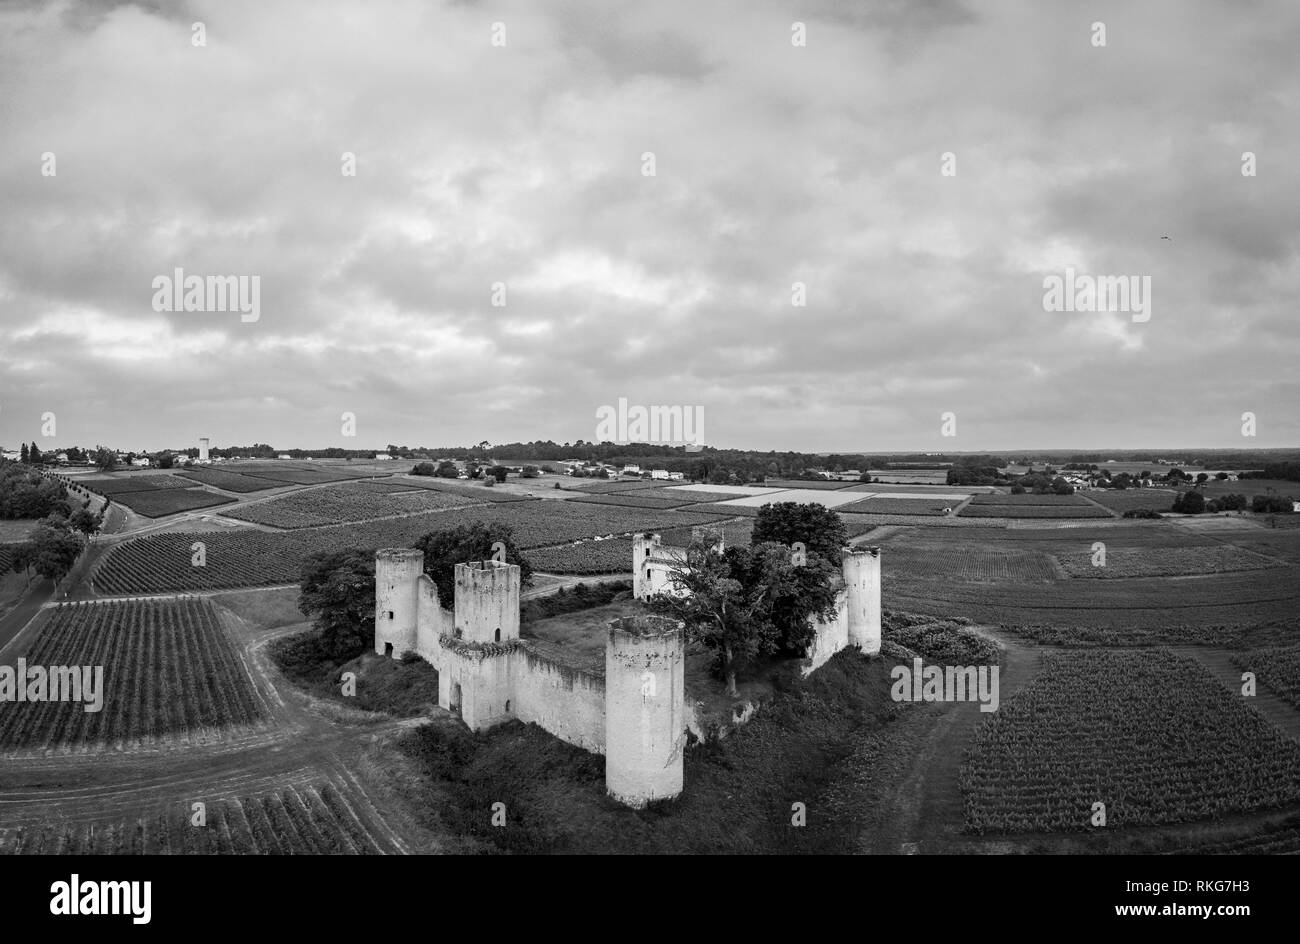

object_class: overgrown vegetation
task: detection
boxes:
[268,631,439,717]
[882,612,1002,665]
[519,580,631,625]
[395,650,906,853]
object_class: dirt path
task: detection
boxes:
[865,625,1044,854]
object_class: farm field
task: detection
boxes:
[707,488,871,509]
[1200,478,1300,500]
[556,479,666,493]
[79,475,197,494]
[757,479,857,491]
[1232,645,1300,711]
[112,488,236,517]
[933,521,1217,548]
[655,519,754,546]
[1235,531,1300,563]
[968,493,1093,506]
[1055,545,1281,579]
[562,492,694,510]
[344,480,426,493]
[392,477,535,502]
[176,468,288,492]
[690,502,761,517]
[845,482,991,494]
[838,497,956,516]
[882,546,1061,582]
[219,483,480,528]
[228,464,377,486]
[93,502,736,593]
[887,569,1300,629]
[961,649,1300,833]
[835,512,1003,532]
[525,538,635,574]
[0,598,268,750]
[0,783,388,854]
[877,524,1300,631]
[863,470,950,484]
[621,488,742,504]
[1086,488,1178,513]
[0,544,13,573]
[526,518,757,573]
[958,503,1112,519]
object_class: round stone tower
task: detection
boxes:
[843,545,881,656]
[375,548,424,657]
[453,560,520,644]
[632,533,662,600]
[605,614,686,808]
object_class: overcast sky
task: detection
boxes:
[1,0,1297,454]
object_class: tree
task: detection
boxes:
[435,461,459,479]
[751,502,848,566]
[298,549,377,659]
[68,508,104,537]
[1215,472,1229,481]
[1252,495,1294,514]
[1196,472,1209,485]
[1010,483,1026,494]
[21,525,83,583]
[411,462,437,476]
[9,541,36,583]
[490,466,508,483]
[29,442,42,465]
[725,541,839,655]
[19,443,28,464]
[157,453,174,469]
[411,522,533,605]
[649,541,771,697]
[649,540,838,695]
[1172,491,1205,514]
[93,447,117,472]
[521,465,540,478]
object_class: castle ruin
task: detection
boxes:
[375,534,880,807]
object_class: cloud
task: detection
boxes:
[0,0,1297,452]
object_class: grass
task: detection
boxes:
[269,630,440,717]
[519,580,632,624]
